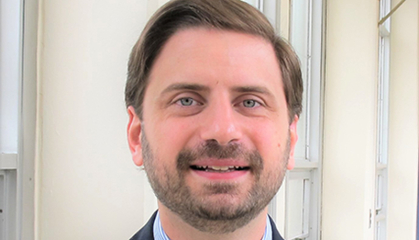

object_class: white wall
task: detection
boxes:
[387,0,419,239]
[37,1,158,239]
[322,0,378,239]
[323,0,419,239]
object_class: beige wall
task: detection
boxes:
[387,0,419,239]
[322,0,378,239]
[323,0,418,239]
[37,1,157,239]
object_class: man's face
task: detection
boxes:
[128,28,298,233]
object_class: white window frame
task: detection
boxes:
[0,0,22,239]
[0,0,38,239]
[375,0,391,239]
[284,1,324,240]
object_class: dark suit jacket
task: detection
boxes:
[130,211,285,240]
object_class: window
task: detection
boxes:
[0,0,21,238]
[243,0,324,239]
[0,170,17,240]
[284,1,323,239]
[0,0,37,239]
[375,0,391,239]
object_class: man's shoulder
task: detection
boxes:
[129,211,157,240]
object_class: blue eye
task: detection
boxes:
[243,99,259,108]
[178,97,195,106]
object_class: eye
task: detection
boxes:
[177,97,197,106]
[242,99,260,108]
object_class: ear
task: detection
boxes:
[286,115,299,170]
[127,106,144,166]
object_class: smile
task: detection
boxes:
[190,165,250,172]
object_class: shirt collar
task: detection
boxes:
[153,211,273,240]
[263,215,273,240]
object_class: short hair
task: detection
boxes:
[125,0,303,122]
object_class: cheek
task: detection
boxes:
[149,118,197,152]
[248,121,288,160]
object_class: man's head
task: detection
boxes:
[126,0,303,235]
[125,0,303,122]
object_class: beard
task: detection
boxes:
[142,134,290,234]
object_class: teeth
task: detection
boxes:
[193,165,247,171]
[210,166,230,171]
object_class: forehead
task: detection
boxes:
[148,27,282,91]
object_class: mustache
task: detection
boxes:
[176,140,264,173]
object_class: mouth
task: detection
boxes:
[189,164,251,181]
[187,158,252,181]
[190,165,250,172]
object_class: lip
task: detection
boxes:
[191,168,249,180]
[189,158,250,181]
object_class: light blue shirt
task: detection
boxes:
[153,211,272,240]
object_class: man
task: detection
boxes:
[125,0,303,239]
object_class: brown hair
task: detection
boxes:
[125,0,303,122]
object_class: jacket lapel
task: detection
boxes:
[269,215,285,240]
[129,211,157,240]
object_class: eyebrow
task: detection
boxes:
[231,86,273,96]
[161,83,273,98]
[161,83,210,95]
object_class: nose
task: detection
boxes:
[199,98,242,145]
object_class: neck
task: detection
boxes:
[157,202,268,240]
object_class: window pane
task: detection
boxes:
[0,170,17,240]
[0,173,4,238]
[0,0,21,153]
[287,178,305,237]
[286,173,311,239]
[290,0,311,160]
[241,0,259,8]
